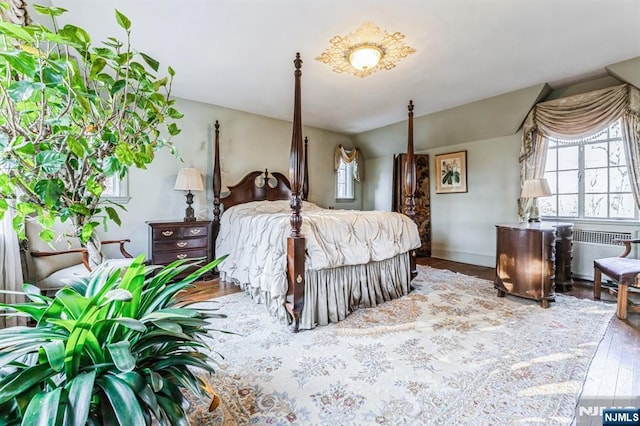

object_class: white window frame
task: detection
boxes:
[541,121,638,222]
[101,174,130,204]
[336,159,355,201]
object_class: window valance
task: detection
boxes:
[334,145,361,182]
[519,83,640,218]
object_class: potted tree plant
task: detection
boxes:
[0,4,183,266]
[0,255,227,425]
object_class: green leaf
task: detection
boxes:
[35,151,67,174]
[56,287,89,320]
[33,4,67,17]
[0,363,54,404]
[167,123,181,136]
[21,387,62,426]
[115,144,134,165]
[140,52,159,72]
[115,10,131,30]
[80,222,98,243]
[65,136,85,158]
[104,289,132,302]
[111,318,146,332]
[64,371,96,426]
[89,58,106,79]
[104,206,121,226]
[107,341,136,372]
[98,375,145,426]
[0,21,34,42]
[69,203,91,216]
[7,81,44,102]
[38,229,55,243]
[110,79,126,96]
[41,66,65,87]
[0,51,37,77]
[166,107,184,119]
[42,341,65,372]
[157,394,188,426]
[85,176,103,198]
[167,66,175,77]
[33,179,64,208]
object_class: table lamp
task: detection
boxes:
[521,178,552,222]
[174,168,204,221]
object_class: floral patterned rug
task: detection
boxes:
[189,266,615,425]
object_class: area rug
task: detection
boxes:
[189,265,615,425]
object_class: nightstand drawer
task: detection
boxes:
[153,238,208,252]
[153,248,209,265]
[147,220,213,274]
[152,225,208,240]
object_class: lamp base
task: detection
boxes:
[184,191,196,222]
[528,202,541,223]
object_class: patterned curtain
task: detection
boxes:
[519,84,640,217]
[334,145,362,182]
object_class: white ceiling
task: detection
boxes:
[52,0,640,135]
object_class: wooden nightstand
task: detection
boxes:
[146,220,213,276]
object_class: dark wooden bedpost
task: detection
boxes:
[213,120,221,228]
[287,53,306,332]
[404,101,418,278]
[302,136,309,201]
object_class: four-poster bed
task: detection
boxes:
[212,53,420,331]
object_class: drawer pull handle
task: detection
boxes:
[176,242,188,248]
[162,230,174,237]
[190,229,202,235]
[177,254,188,260]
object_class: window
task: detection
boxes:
[336,159,355,200]
[101,174,130,203]
[541,120,636,220]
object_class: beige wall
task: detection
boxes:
[100,97,354,258]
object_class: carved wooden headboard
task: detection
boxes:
[221,170,291,210]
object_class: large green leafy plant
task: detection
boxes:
[0,4,183,263]
[0,255,226,425]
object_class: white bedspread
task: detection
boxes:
[216,200,421,300]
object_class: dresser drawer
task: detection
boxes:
[147,220,213,275]
[153,248,209,265]
[153,238,208,253]
[152,225,208,240]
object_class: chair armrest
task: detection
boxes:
[30,248,91,272]
[614,238,640,258]
[102,239,133,259]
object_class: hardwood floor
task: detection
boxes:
[183,257,640,417]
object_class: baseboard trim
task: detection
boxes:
[431,249,494,268]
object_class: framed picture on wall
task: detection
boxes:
[435,150,467,194]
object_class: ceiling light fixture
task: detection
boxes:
[348,45,382,71]
[316,22,415,78]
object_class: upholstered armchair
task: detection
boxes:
[594,238,640,320]
[24,220,134,295]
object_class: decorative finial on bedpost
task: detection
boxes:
[404,100,416,219]
[294,52,302,73]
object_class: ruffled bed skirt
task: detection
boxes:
[229,252,412,330]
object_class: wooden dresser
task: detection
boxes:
[146,220,212,273]
[494,222,573,308]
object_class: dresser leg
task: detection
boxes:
[497,289,506,297]
[540,299,549,308]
